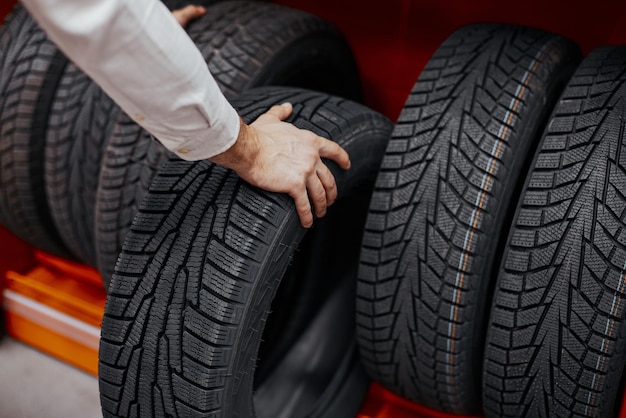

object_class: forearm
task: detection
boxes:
[18,0,351,228]
[21,0,240,161]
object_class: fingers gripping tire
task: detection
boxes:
[95,0,362,288]
[0,5,70,257]
[98,87,393,418]
[483,46,626,418]
[355,24,581,414]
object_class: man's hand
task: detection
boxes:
[209,103,351,228]
[172,5,206,27]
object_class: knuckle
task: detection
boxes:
[293,178,306,191]
[297,202,310,213]
[313,188,326,201]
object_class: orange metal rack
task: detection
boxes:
[3,248,105,376]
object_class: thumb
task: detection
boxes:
[172,5,206,27]
[264,102,293,121]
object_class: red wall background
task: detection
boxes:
[275,0,626,121]
[3,0,626,121]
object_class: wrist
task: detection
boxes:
[209,117,259,171]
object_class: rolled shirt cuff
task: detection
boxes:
[158,94,241,161]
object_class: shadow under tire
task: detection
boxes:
[98,86,392,418]
[355,24,581,414]
[483,46,626,418]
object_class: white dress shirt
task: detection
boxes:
[20,0,241,161]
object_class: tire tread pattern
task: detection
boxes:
[0,4,69,257]
[98,87,392,417]
[45,61,117,265]
[95,0,361,285]
[483,46,626,418]
[356,24,580,413]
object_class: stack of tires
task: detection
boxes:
[2,1,626,417]
[356,23,626,418]
[0,0,364,280]
[0,2,390,416]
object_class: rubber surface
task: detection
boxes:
[45,62,117,265]
[98,86,392,418]
[0,4,70,257]
[43,0,220,266]
[253,274,370,418]
[95,0,362,287]
[355,24,581,414]
[483,46,626,418]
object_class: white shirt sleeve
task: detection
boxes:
[20,0,241,161]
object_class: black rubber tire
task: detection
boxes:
[98,86,392,418]
[43,0,220,266]
[0,4,70,257]
[355,24,581,414]
[95,0,362,288]
[45,62,118,265]
[483,46,626,418]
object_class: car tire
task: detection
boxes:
[0,4,70,257]
[355,24,581,414]
[95,0,362,288]
[98,86,392,418]
[483,46,626,418]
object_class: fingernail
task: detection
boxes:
[280,102,292,107]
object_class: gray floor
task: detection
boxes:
[0,336,101,418]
